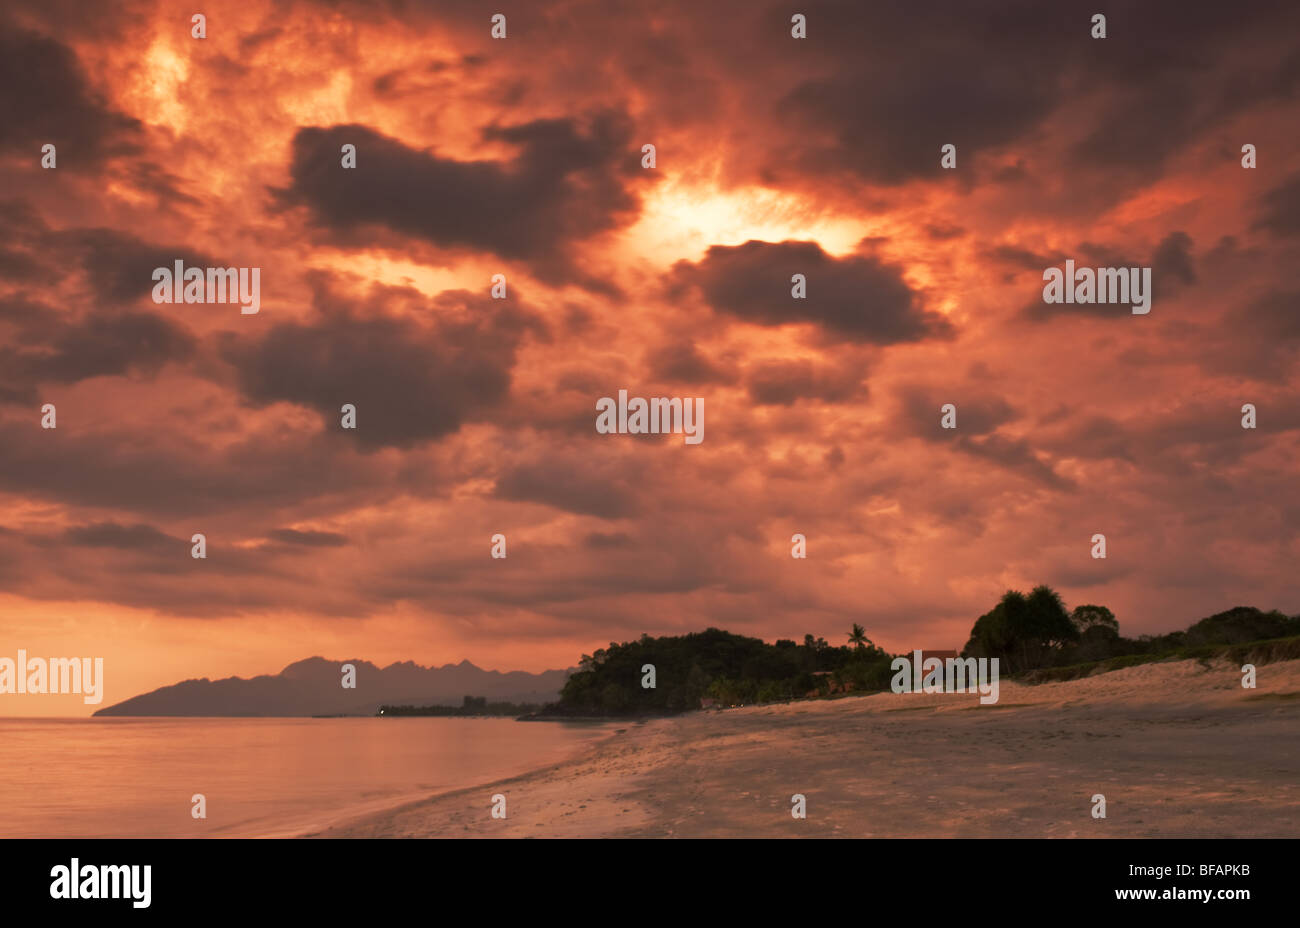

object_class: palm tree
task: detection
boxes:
[847,623,872,650]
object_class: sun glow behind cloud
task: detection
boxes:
[130,39,192,132]
[629,177,872,265]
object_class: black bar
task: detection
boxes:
[0,838,1281,916]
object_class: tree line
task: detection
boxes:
[544,592,1299,716]
[960,586,1300,675]
[378,695,542,716]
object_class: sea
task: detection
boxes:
[0,716,615,837]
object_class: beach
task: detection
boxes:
[314,657,1300,838]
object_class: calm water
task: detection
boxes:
[0,717,615,838]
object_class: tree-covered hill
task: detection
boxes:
[547,627,894,716]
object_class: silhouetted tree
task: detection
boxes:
[962,586,1077,673]
[1071,604,1119,635]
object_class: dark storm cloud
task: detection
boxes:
[277,114,644,282]
[1018,232,1198,322]
[1052,414,1136,463]
[0,25,141,165]
[1201,289,1300,381]
[0,199,217,307]
[644,340,736,385]
[32,311,195,381]
[745,359,863,406]
[1253,172,1300,239]
[0,206,201,400]
[0,517,359,618]
[0,294,57,327]
[1151,232,1196,291]
[986,244,1068,273]
[1234,290,1300,341]
[221,287,538,450]
[0,199,60,283]
[670,240,950,343]
[768,0,1299,189]
[894,384,1069,487]
[766,0,1101,186]
[1070,233,1197,293]
[267,528,349,547]
[957,433,1074,490]
[60,521,178,550]
[897,385,1018,438]
[1067,78,1200,176]
[925,223,967,241]
[1066,1,1300,178]
[494,453,640,519]
[1169,398,1299,450]
[0,421,384,518]
[56,228,216,306]
[0,299,196,403]
[116,161,205,210]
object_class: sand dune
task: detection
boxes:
[312,658,1300,838]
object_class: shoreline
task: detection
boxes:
[298,721,634,838]
[303,720,653,838]
[311,657,1300,838]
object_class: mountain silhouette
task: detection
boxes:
[92,657,570,716]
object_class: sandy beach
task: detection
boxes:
[312,658,1300,838]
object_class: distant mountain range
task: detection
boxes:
[92,657,571,717]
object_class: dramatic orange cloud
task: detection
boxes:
[2,0,1298,714]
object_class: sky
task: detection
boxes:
[2,0,1298,715]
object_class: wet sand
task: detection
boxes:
[312,658,1300,838]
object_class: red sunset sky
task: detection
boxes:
[2,0,1298,714]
